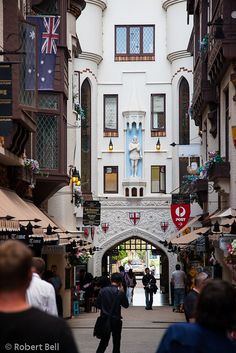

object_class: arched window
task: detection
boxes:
[81,79,91,194]
[125,188,129,197]
[179,78,190,145]
[140,188,143,197]
[132,188,137,197]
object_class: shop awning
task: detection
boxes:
[0,188,63,231]
[172,227,210,245]
[169,215,201,241]
[210,208,236,219]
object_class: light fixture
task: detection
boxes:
[156,138,161,151]
[232,126,236,147]
[109,138,113,151]
[71,168,80,183]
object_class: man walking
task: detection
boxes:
[0,240,79,353]
[171,264,186,313]
[184,271,208,322]
[27,257,58,316]
[95,272,129,353]
[142,267,156,310]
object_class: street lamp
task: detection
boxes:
[109,138,113,151]
[156,138,161,151]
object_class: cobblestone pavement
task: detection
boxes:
[69,292,185,353]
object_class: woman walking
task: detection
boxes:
[126,269,137,305]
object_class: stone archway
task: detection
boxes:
[90,228,177,303]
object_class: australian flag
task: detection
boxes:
[26,16,60,90]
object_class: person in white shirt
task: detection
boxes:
[27,257,58,316]
[125,260,132,272]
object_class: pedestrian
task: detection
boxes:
[184,271,208,322]
[126,269,137,305]
[142,267,157,310]
[95,272,129,353]
[0,240,79,353]
[124,260,132,272]
[156,280,236,353]
[171,264,186,313]
[118,265,128,292]
[50,264,63,317]
[27,257,58,316]
[78,268,93,312]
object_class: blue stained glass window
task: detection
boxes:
[116,27,127,54]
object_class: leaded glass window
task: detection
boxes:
[19,21,36,107]
[115,25,155,57]
[151,94,165,131]
[38,94,59,110]
[116,27,127,54]
[104,95,118,132]
[179,78,190,145]
[36,113,58,169]
[130,27,140,54]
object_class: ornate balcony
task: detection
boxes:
[208,9,236,83]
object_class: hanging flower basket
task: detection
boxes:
[24,159,40,174]
[66,251,92,266]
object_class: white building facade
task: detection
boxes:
[72,0,202,284]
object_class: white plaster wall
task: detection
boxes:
[76,1,104,59]
[165,1,192,57]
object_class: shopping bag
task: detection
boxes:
[93,315,111,339]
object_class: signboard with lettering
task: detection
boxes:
[0,63,13,136]
[172,194,190,205]
[83,201,101,226]
[171,203,191,230]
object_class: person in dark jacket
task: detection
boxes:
[184,271,208,322]
[142,267,156,310]
[156,280,236,353]
[95,272,129,353]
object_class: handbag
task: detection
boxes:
[93,291,119,339]
[93,315,111,339]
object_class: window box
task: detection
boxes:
[208,162,230,181]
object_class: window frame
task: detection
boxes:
[151,94,166,133]
[104,166,118,194]
[115,25,155,60]
[103,94,118,136]
[151,165,166,193]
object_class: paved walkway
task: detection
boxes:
[69,303,185,353]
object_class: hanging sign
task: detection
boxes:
[171,204,191,230]
[83,201,101,226]
[0,63,13,136]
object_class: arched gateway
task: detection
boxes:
[89,226,176,297]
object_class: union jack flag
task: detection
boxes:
[42,17,60,54]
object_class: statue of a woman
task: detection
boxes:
[129,135,141,177]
